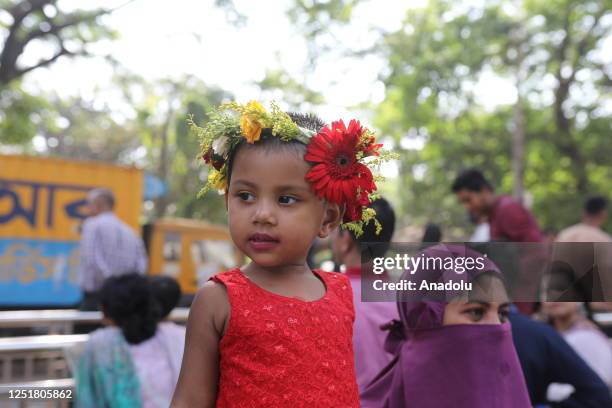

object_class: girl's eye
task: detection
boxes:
[499,308,509,323]
[238,192,254,202]
[278,195,297,205]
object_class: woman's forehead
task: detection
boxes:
[468,274,509,303]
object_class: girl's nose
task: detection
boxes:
[252,199,277,225]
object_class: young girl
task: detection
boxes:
[171,101,392,407]
[361,244,532,408]
[74,274,184,408]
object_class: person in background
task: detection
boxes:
[555,196,612,312]
[469,213,490,242]
[542,302,612,400]
[150,275,187,339]
[509,309,612,407]
[75,274,185,408]
[330,197,398,391]
[78,188,148,310]
[557,196,611,243]
[361,244,531,408]
[451,168,543,243]
[421,222,442,244]
[452,168,545,314]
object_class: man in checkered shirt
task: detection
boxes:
[78,188,148,310]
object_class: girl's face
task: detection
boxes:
[442,274,510,325]
[226,145,341,269]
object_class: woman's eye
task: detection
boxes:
[499,309,509,323]
[278,195,297,205]
[465,308,484,321]
[238,192,254,202]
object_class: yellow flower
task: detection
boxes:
[207,170,227,191]
[240,101,266,143]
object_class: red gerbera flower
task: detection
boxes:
[305,119,377,222]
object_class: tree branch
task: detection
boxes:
[0,0,51,83]
[570,7,607,75]
[25,9,108,42]
[0,0,136,85]
[13,46,75,77]
[7,0,50,23]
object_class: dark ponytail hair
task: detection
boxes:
[100,273,160,344]
[150,275,181,319]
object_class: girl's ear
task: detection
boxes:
[319,203,344,238]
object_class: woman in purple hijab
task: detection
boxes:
[361,244,531,408]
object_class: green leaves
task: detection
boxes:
[0,84,51,144]
[359,0,610,233]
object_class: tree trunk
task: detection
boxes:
[510,24,526,204]
[512,93,525,204]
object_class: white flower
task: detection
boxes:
[212,136,229,157]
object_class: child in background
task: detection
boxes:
[543,302,612,400]
[330,197,398,391]
[149,275,186,340]
[361,244,531,408]
[75,274,184,408]
[171,101,393,407]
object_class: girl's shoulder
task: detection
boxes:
[190,279,231,338]
[210,268,245,286]
[315,269,351,288]
[314,270,354,307]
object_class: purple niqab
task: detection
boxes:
[360,244,531,408]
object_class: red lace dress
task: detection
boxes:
[211,268,360,408]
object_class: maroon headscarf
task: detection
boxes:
[360,244,531,408]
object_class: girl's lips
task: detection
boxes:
[248,233,280,251]
[248,240,280,251]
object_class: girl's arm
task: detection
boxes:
[171,281,229,408]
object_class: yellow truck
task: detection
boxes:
[0,154,143,307]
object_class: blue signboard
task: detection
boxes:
[0,239,82,306]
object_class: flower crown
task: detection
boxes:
[190,101,395,236]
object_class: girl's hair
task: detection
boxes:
[100,273,160,344]
[421,223,442,243]
[150,275,181,319]
[225,111,325,187]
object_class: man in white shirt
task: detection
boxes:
[78,188,148,310]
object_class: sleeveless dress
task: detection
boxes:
[212,268,360,408]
